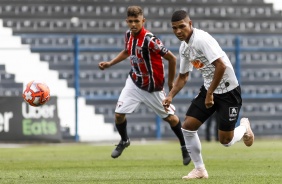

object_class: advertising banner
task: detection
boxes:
[0,97,62,142]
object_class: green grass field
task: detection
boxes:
[0,139,282,184]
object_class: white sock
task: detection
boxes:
[181,128,205,169]
[223,125,247,147]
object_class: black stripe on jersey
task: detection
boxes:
[125,31,131,50]
[142,35,154,92]
[126,31,131,41]
[131,38,143,85]
[132,38,137,55]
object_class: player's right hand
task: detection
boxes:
[162,97,172,112]
[205,93,214,108]
[98,61,110,70]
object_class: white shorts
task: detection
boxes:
[115,76,175,119]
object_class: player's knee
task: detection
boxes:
[182,117,201,131]
[163,115,178,126]
[115,113,126,124]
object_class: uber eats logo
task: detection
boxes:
[22,102,57,135]
[0,112,13,132]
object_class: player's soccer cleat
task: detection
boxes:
[182,167,209,179]
[181,146,191,166]
[111,139,130,158]
[240,118,254,147]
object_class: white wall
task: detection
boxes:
[264,0,282,10]
[0,19,119,141]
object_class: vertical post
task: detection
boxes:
[235,36,241,127]
[74,35,80,142]
[156,115,162,139]
[235,36,241,84]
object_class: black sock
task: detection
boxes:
[115,119,128,141]
[171,121,186,147]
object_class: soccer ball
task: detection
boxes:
[22,80,50,107]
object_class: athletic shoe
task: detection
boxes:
[182,167,209,179]
[240,118,254,147]
[181,146,191,166]
[111,139,130,158]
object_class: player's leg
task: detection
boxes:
[111,113,131,158]
[142,90,191,165]
[181,106,211,179]
[215,86,254,147]
[111,78,141,158]
[181,86,214,179]
[218,119,254,147]
[163,114,191,166]
[240,117,254,146]
[205,116,212,141]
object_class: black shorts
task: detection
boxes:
[186,85,242,131]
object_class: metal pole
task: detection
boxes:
[74,35,80,141]
[235,36,241,127]
[235,36,241,84]
[156,115,162,139]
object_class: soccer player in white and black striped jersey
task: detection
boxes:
[163,10,255,179]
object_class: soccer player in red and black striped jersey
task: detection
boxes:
[98,6,191,165]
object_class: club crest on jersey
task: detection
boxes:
[191,59,204,69]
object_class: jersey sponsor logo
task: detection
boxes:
[191,59,204,69]
[130,55,143,64]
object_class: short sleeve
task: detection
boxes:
[179,42,193,74]
[148,36,168,56]
[124,31,130,50]
[196,33,224,63]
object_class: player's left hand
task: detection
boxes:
[205,93,214,109]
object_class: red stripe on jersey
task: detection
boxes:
[136,35,148,87]
[132,72,137,81]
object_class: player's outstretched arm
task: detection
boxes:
[163,72,189,111]
[163,50,177,91]
[98,49,129,70]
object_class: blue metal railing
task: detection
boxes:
[74,35,80,142]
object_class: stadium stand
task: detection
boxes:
[0,0,282,139]
[0,64,22,96]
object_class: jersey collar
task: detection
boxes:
[185,28,195,47]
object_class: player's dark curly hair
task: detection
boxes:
[171,10,189,22]
[127,6,143,17]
